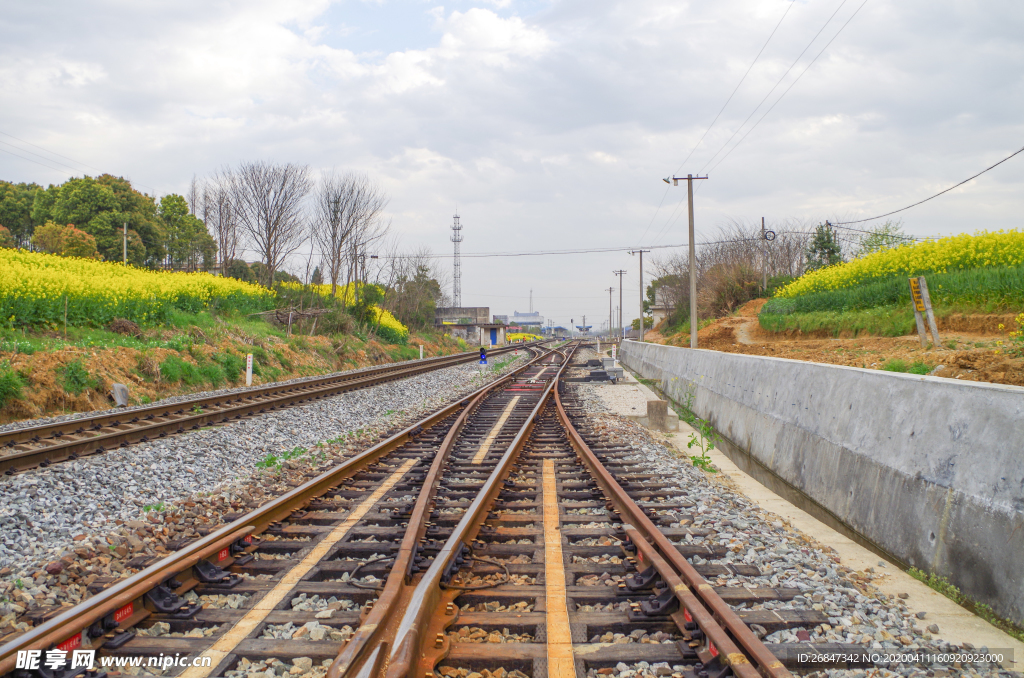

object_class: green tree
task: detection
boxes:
[805,222,843,271]
[310,266,323,285]
[30,175,167,266]
[631,317,654,330]
[0,181,42,246]
[0,225,16,248]
[30,222,100,259]
[159,194,217,271]
[856,220,911,257]
[226,259,256,282]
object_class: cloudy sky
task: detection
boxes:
[2,0,1022,329]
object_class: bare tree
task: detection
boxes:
[309,171,389,301]
[229,161,312,287]
[205,170,239,270]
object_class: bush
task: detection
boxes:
[0,361,24,407]
[882,359,908,372]
[159,355,202,385]
[199,362,226,387]
[213,352,244,382]
[59,360,98,395]
[225,259,256,283]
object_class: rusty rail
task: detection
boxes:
[0,345,551,676]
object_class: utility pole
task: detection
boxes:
[605,287,614,340]
[613,270,626,340]
[663,174,708,348]
[762,217,767,294]
[629,250,650,342]
[123,221,127,266]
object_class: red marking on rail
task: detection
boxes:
[684,609,692,623]
[243,535,253,544]
[57,633,82,652]
[114,602,133,623]
[709,643,718,658]
[218,548,229,561]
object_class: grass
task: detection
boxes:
[0,361,25,407]
[908,568,1024,643]
[766,264,1024,315]
[60,359,98,395]
[882,359,933,375]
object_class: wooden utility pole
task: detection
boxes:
[606,287,615,341]
[613,270,627,340]
[664,174,708,347]
[123,221,128,266]
[909,276,941,347]
[629,250,650,341]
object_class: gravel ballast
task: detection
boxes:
[0,353,531,630]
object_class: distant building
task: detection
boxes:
[492,314,509,324]
[435,306,506,346]
[510,311,544,327]
[650,288,675,327]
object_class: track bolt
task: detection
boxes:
[435,633,445,648]
[446,603,455,615]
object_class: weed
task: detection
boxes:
[0,360,25,408]
[142,502,167,512]
[199,362,226,387]
[273,348,294,371]
[908,361,932,375]
[191,404,204,414]
[674,383,718,473]
[159,355,202,385]
[15,579,24,590]
[882,359,909,372]
[945,339,958,350]
[59,359,98,395]
[213,352,245,382]
[908,568,1024,642]
[140,395,152,404]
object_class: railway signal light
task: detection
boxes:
[479,347,487,365]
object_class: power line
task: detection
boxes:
[705,0,870,175]
[0,146,77,177]
[639,1,796,247]
[0,130,108,175]
[833,143,1024,225]
[696,0,853,175]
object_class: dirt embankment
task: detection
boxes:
[655,300,1024,388]
[0,331,459,424]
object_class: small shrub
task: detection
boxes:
[0,361,25,408]
[908,361,932,375]
[200,362,226,387]
[159,355,202,385]
[881,359,909,373]
[59,360,98,395]
[213,352,245,382]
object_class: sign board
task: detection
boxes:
[245,354,254,386]
[909,278,926,312]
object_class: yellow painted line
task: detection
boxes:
[543,459,575,678]
[180,458,418,678]
[471,396,521,464]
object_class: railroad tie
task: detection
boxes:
[178,458,419,678]
[542,459,575,678]
[471,396,521,464]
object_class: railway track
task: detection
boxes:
[0,343,538,476]
[0,342,868,678]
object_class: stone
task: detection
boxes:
[111,384,130,407]
[292,658,313,673]
[44,562,64,575]
[915,611,927,619]
[927,624,940,634]
[898,593,909,599]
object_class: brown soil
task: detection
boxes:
[0,332,461,424]
[655,299,1024,388]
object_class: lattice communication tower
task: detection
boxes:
[450,213,463,308]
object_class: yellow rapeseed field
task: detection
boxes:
[777,230,1024,298]
[0,248,273,328]
[281,281,409,340]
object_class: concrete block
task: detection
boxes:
[110,383,130,407]
[647,400,668,431]
[621,340,1024,624]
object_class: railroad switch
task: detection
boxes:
[625,564,661,591]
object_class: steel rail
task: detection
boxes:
[553,387,792,678]
[0,346,549,677]
[325,347,567,678]
[0,343,540,475]
[380,343,577,678]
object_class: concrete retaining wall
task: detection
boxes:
[620,341,1024,624]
